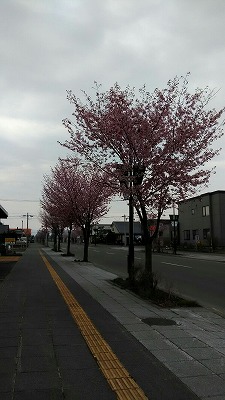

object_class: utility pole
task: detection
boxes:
[22,213,33,233]
[23,213,33,247]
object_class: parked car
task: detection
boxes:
[16,237,27,246]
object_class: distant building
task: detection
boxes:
[90,224,112,244]
[178,190,225,249]
[9,228,32,237]
[111,221,142,245]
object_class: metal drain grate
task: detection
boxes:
[142,317,176,326]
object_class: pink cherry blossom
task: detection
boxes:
[61,75,225,278]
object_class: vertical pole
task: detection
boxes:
[123,214,126,245]
[173,221,176,254]
[172,203,176,255]
[209,193,214,252]
[128,193,134,277]
[26,213,29,230]
[128,166,134,281]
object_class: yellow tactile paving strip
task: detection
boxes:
[0,256,21,262]
[40,252,148,400]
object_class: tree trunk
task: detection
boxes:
[57,229,61,252]
[83,238,89,262]
[145,238,153,273]
[144,212,162,272]
[53,228,57,252]
[57,235,60,252]
[136,202,162,288]
[138,205,153,275]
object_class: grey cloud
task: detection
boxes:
[0,0,224,232]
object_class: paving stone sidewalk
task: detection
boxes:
[43,247,225,400]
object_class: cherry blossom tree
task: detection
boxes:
[39,210,51,246]
[41,158,113,261]
[61,74,225,283]
[40,198,66,252]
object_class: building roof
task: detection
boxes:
[112,221,142,235]
[10,228,32,235]
[178,190,225,204]
[0,205,8,219]
[96,224,112,230]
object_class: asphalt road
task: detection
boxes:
[61,243,225,316]
[153,253,225,316]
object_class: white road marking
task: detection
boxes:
[161,262,192,269]
[106,252,114,255]
[135,257,142,260]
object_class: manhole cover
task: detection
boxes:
[142,318,176,326]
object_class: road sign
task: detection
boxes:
[5,238,16,244]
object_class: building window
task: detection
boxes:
[184,230,190,240]
[203,228,210,239]
[202,205,210,216]
[192,229,199,240]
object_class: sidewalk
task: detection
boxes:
[43,247,225,400]
[0,244,225,399]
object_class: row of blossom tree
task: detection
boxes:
[41,74,224,284]
[41,159,114,261]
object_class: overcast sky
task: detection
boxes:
[0,0,225,234]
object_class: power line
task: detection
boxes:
[0,199,39,202]
[6,216,38,219]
